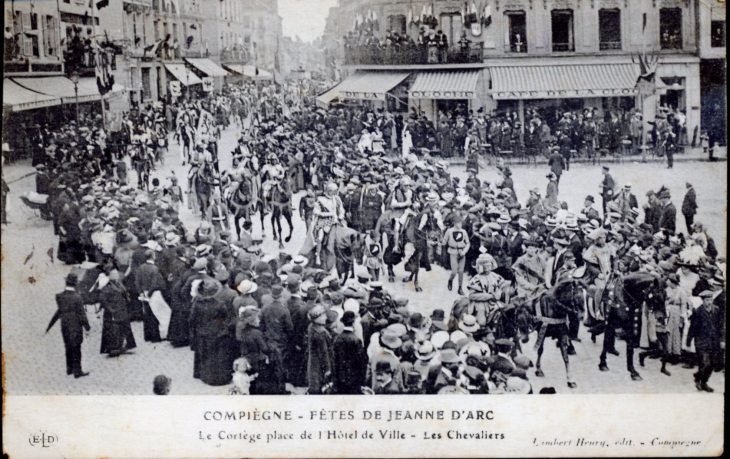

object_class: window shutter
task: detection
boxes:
[22,12,31,32]
[24,34,33,55]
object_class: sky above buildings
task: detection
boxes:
[279,0,338,43]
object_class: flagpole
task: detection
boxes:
[90,0,107,129]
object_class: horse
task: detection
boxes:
[269,180,294,249]
[226,175,262,240]
[299,224,364,284]
[598,271,667,381]
[190,162,218,216]
[528,277,584,389]
[377,212,404,283]
[130,143,152,191]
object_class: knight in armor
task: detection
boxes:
[313,182,346,266]
[260,153,285,212]
[389,176,414,252]
[467,253,509,328]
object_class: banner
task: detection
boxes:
[169,81,182,97]
[202,77,214,92]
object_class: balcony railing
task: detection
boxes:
[552,42,575,52]
[599,41,622,50]
[504,42,528,53]
[344,43,484,65]
[220,48,251,64]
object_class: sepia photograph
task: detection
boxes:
[2,0,726,457]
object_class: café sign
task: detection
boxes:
[410,90,477,99]
[341,91,386,100]
[492,87,638,99]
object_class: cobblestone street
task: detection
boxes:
[2,123,725,395]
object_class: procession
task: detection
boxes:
[2,77,725,396]
[1,0,726,397]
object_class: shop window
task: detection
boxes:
[711,21,725,48]
[388,14,407,36]
[505,11,527,53]
[659,8,682,50]
[551,10,574,52]
[598,9,621,50]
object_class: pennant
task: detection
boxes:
[642,13,647,33]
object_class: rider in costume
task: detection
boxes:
[313,182,345,266]
[467,253,509,327]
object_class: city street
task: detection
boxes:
[1,123,726,395]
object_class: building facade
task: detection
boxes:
[323,0,707,142]
[697,0,725,145]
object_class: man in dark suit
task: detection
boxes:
[681,182,698,235]
[548,148,565,184]
[643,190,662,233]
[600,166,615,216]
[135,249,167,342]
[332,311,369,394]
[657,188,676,235]
[687,291,725,392]
[613,184,638,220]
[46,273,91,378]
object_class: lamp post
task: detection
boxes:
[70,71,80,126]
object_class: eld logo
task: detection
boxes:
[29,432,57,448]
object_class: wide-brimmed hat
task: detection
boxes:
[408,312,426,329]
[164,233,181,247]
[504,376,532,394]
[459,314,479,333]
[197,279,222,298]
[430,330,450,349]
[237,279,258,294]
[439,348,461,364]
[308,305,327,321]
[416,341,437,360]
[380,329,403,349]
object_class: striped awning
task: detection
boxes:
[165,64,203,85]
[490,64,641,100]
[318,71,410,105]
[409,70,480,99]
[185,58,230,77]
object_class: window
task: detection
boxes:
[551,9,574,52]
[141,67,151,100]
[44,15,58,56]
[711,20,725,48]
[659,8,682,50]
[387,14,406,36]
[440,13,462,49]
[505,11,527,53]
[599,9,621,50]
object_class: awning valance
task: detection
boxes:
[185,58,230,77]
[409,70,480,99]
[3,79,62,112]
[317,71,410,105]
[490,64,640,100]
[12,76,103,103]
[165,63,203,85]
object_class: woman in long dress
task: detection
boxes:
[402,127,413,158]
[665,273,688,361]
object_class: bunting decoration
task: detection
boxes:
[93,41,115,95]
[482,3,492,27]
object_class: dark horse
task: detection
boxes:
[226,175,261,240]
[598,272,666,381]
[269,180,294,249]
[530,275,585,389]
[299,224,364,285]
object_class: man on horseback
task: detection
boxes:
[312,182,345,267]
[261,153,285,213]
[388,177,414,252]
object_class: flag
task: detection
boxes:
[407,7,412,26]
[461,2,466,23]
[642,13,647,33]
[483,5,492,27]
[372,10,379,31]
[96,0,109,9]
[421,4,427,23]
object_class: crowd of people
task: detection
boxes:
[9,77,723,395]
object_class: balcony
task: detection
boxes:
[220,47,251,64]
[552,42,575,52]
[344,43,484,66]
[599,41,622,51]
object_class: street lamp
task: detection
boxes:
[70,71,80,127]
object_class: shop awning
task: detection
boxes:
[165,63,203,86]
[185,58,230,77]
[226,64,273,80]
[3,78,62,112]
[490,64,640,100]
[316,71,410,105]
[408,70,480,99]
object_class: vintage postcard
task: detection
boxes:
[2,0,725,457]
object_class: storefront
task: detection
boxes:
[408,69,485,121]
[315,71,410,109]
[164,63,203,102]
[185,58,230,92]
